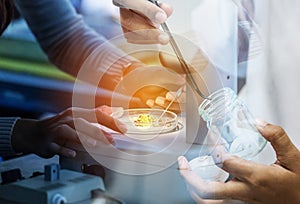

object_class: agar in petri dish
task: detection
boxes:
[111,108,178,136]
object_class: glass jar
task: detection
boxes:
[198,87,267,160]
[188,87,267,182]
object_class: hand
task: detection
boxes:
[178,121,300,204]
[122,61,185,113]
[112,0,173,44]
[140,51,208,113]
[145,87,186,114]
[11,106,127,159]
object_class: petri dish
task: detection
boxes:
[111,108,178,136]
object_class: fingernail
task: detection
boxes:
[166,92,176,101]
[146,99,155,107]
[177,156,185,166]
[68,150,76,158]
[155,96,166,106]
[158,33,169,44]
[155,12,167,24]
[152,22,160,28]
[256,119,268,128]
[87,138,97,147]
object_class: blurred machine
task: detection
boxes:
[0,164,125,204]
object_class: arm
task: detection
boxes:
[14,0,141,86]
[1,106,126,158]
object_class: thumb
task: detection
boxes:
[256,120,300,171]
[159,49,208,74]
[159,52,185,74]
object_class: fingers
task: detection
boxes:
[158,2,173,17]
[95,109,127,133]
[120,9,169,44]
[178,156,192,170]
[256,120,300,171]
[178,156,251,200]
[117,0,172,44]
[54,122,113,150]
[68,107,127,134]
[222,155,261,182]
[178,156,224,199]
[114,0,172,25]
[54,124,80,144]
[53,123,100,152]
[159,52,187,74]
[166,90,186,103]
[145,88,185,113]
[146,98,181,113]
[188,190,227,204]
[122,26,168,44]
[49,142,76,158]
[159,51,209,74]
[73,118,115,145]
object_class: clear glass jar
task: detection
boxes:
[198,87,267,159]
[188,87,267,182]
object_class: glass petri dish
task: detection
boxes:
[111,108,178,135]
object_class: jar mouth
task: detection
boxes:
[198,87,237,121]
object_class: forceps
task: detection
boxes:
[149,0,210,100]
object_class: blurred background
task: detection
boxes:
[0,0,122,119]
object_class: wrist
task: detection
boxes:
[0,117,20,156]
[11,119,38,154]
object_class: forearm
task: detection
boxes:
[14,0,140,79]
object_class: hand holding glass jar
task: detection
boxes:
[178,121,300,204]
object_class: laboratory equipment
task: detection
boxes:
[0,164,125,204]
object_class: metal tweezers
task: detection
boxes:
[149,0,209,100]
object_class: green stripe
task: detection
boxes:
[0,57,75,81]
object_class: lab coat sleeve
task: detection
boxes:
[0,118,20,157]
[14,0,139,88]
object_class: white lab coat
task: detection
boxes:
[191,0,238,91]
